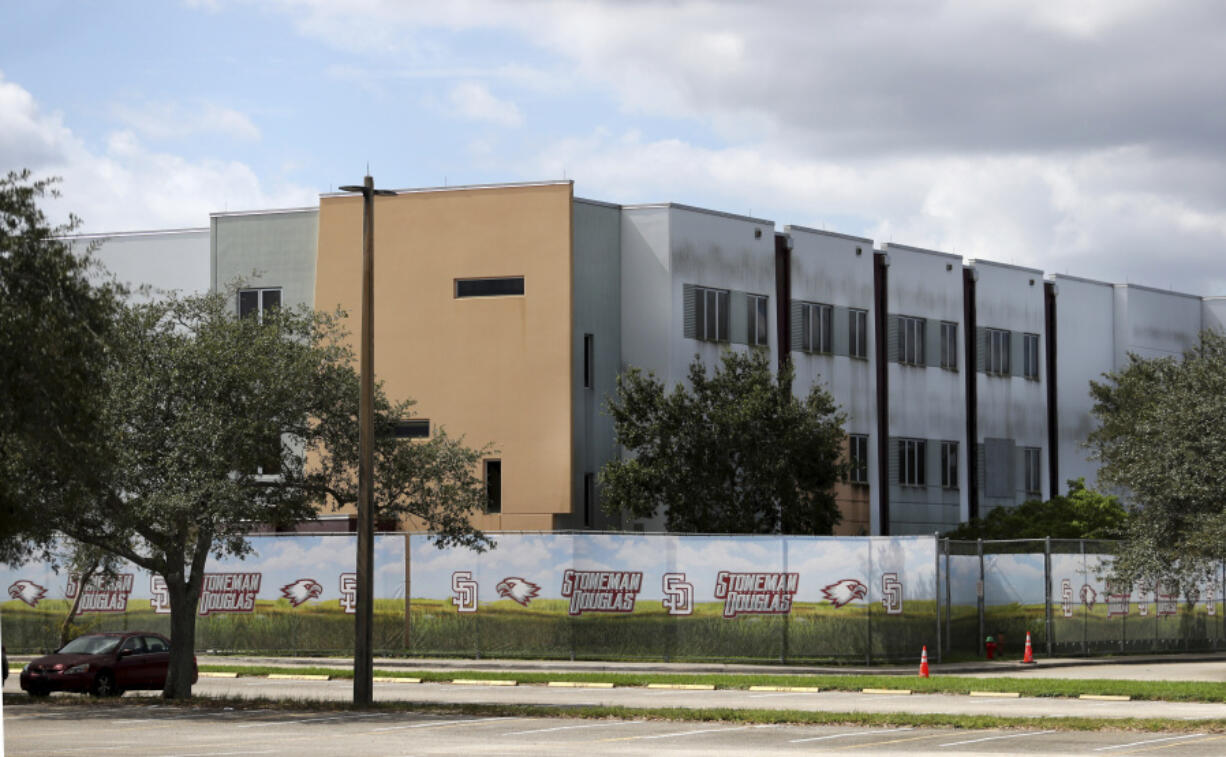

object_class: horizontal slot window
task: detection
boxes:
[455,277,525,298]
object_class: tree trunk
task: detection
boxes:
[162,572,202,700]
[60,561,99,648]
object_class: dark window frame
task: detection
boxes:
[238,287,282,323]
[583,333,594,389]
[484,459,502,514]
[1023,332,1040,380]
[940,441,958,489]
[455,276,525,298]
[694,286,730,342]
[800,301,833,354]
[899,316,926,365]
[748,294,770,347]
[898,438,926,487]
[849,434,869,485]
[940,321,958,370]
[849,308,868,359]
[986,328,1011,375]
[1024,447,1041,494]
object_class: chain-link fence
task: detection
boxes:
[942,538,1226,659]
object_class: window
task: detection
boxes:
[694,286,730,342]
[849,434,869,485]
[238,288,281,322]
[849,308,868,359]
[940,322,958,370]
[898,438,926,486]
[986,328,1011,375]
[1024,447,1041,494]
[898,316,925,365]
[583,334,594,389]
[455,276,525,298]
[748,294,769,346]
[1023,333,1040,380]
[484,459,502,514]
[388,419,430,439]
[251,432,281,477]
[940,441,958,489]
[800,302,833,353]
[143,636,168,653]
[583,472,595,528]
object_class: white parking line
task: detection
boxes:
[790,727,912,743]
[368,716,516,733]
[635,725,752,741]
[503,721,639,736]
[1093,733,1206,751]
[158,751,277,757]
[236,713,385,729]
[939,729,1056,747]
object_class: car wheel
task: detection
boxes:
[90,671,122,698]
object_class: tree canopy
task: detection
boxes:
[1087,331,1226,594]
[34,288,493,698]
[0,170,121,562]
[943,479,1126,540]
[600,350,847,534]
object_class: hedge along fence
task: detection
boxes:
[942,538,1226,659]
[3,533,1220,662]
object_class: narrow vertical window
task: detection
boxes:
[940,322,958,370]
[849,308,868,359]
[748,294,769,346]
[849,434,869,484]
[940,441,958,488]
[986,328,1011,375]
[898,438,926,486]
[583,333,594,389]
[799,302,833,353]
[898,316,926,365]
[1023,333,1040,379]
[1024,447,1041,494]
[485,459,502,514]
[693,286,730,342]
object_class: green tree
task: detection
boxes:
[944,479,1126,540]
[0,170,121,563]
[1087,331,1226,597]
[600,350,846,534]
[50,291,491,699]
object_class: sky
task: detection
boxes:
[2,0,1224,294]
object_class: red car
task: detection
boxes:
[19,631,196,697]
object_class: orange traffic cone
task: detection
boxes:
[918,645,930,678]
[1021,631,1036,664]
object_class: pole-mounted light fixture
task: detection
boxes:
[338,175,395,707]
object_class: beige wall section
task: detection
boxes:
[315,182,575,532]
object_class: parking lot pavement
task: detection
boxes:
[6,704,1226,756]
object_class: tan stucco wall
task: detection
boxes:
[315,182,575,531]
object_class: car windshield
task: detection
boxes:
[58,635,122,655]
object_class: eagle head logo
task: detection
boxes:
[495,577,540,607]
[1081,584,1098,609]
[280,578,323,607]
[9,579,47,607]
[821,578,868,608]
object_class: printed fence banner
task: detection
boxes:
[0,535,406,653]
[408,533,937,662]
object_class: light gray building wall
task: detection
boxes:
[879,243,967,534]
[1112,284,1203,368]
[620,206,673,382]
[1205,297,1226,331]
[71,228,210,300]
[1050,274,1115,493]
[210,208,319,311]
[785,226,877,534]
[969,260,1048,512]
[565,198,623,530]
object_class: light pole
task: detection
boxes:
[338,175,395,706]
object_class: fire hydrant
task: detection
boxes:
[985,635,998,660]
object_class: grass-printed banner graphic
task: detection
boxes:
[408,533,938,661]
[0,535,406,653]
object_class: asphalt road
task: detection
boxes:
[5,703,1226,756]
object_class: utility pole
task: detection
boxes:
[338,175,395,705]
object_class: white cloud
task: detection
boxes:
[112,99,262,142]
[446,81,523,127]
[0,73,315,232]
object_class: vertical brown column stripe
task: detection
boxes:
[873,253,890,535]
[1044,281,1059,496]
[963,268,979,521]
[774,234,791,374]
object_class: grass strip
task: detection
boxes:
[7,693,1226,734]
[196,664,1226,703]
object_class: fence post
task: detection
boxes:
[781,537,789,664]
[977,538,985,658]
[1044,536,1052,657]
[934,533,942,664]
[866,539,873,666]
[1080,539,1087,656]
[944,539,952,656]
